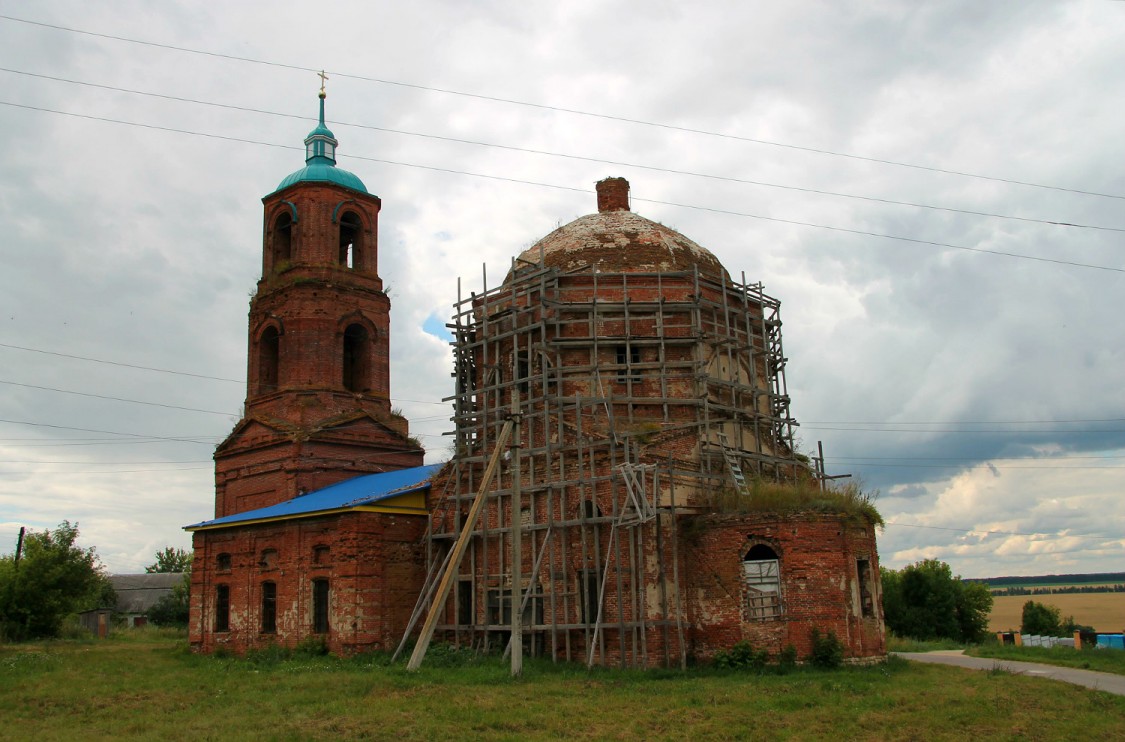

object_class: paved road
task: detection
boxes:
[894,650,1125,697]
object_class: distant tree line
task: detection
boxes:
[990,584,1125,596]
[966,572,1125,588]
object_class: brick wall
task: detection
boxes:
[682,513,886,661]
[190,511,426,655]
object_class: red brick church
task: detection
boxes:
[186,89,432,654]
[187,90,885,665]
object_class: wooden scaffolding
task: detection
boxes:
[409,258,806,668]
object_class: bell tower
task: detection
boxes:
[213,86,424,518]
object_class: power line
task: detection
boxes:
[3,100,1123,275]
[0,459,211,464]
[808,418,1125,425]
[805,426,1125,434]
[0,342,448,406]
[5,67,1123,234]
[0,466,211,475]
[0,418,219,445]
[0,379,234,416]
[0,341,241,382]
[835,462,1125,470]
[3,14,1124,202]
[884,521,1123,541]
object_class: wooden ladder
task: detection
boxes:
[716,431,749,496]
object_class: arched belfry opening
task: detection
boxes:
[339,212,363,269]
[271,212,293,268]
[257,326,280,394]
[342,323,371,392]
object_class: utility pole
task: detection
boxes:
[13,526,25,571]
[510,388,523,677]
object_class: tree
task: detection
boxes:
[147,572,191,627]
[0,521,114,641]
[881,559,993,643]
[145,547,193,574]
[955,579,994,643]
[1021,600,1063,636]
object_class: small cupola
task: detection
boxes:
[305,89,338,165]
[272,78,369,195]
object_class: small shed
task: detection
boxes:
[110,573,183,627]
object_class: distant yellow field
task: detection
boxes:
[989,593,1125,633]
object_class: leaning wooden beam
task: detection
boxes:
[391,545,454,663]
[407,418,515,671]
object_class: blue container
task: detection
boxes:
[1096,634,1125,650]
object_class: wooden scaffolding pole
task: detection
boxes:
[407,417,515,671]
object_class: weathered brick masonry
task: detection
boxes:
[424,177,886,667]
[189,512,426,654]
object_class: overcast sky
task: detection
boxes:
[1,1,1122,578]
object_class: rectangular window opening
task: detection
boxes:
[312,579,330,634]
[857,558,875,618]
[261,582,277,633]
[215,584,230,633]
[579,569,600,625]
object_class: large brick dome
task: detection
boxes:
[512,177,728,278]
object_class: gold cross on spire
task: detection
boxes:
[318,70,329,97]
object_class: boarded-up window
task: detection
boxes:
[743,544,782,620]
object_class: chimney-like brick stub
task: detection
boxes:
[596,177,630,212]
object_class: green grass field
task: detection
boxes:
[2,630,1125,740]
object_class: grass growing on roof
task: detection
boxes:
[702,478,884,527]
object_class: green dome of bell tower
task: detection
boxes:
[273,81,368,195]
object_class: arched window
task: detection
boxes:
[338,212,363,269]
[581,499,602,520]
[742,544,782,620]
[216,553,231,572]
[258,326,280,394]
[272,212,293,268]
[342,324,370,392]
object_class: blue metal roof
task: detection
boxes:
[184,463,441,531]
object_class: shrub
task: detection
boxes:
[712,640,768,671]
[1021,600,1063,636]
[778,643,798,673]
[808,628,844,669]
